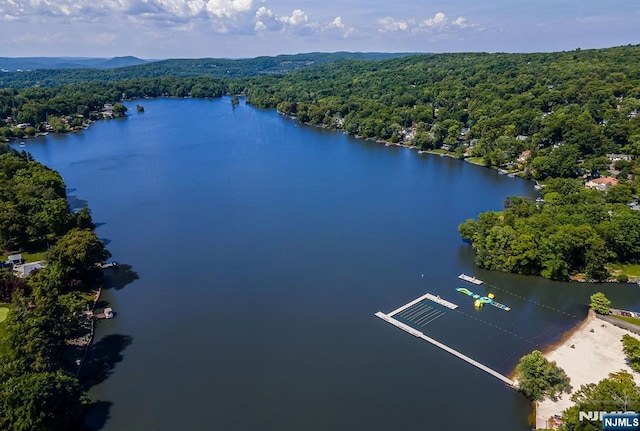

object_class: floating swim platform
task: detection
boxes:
[458,274,483,285]
[456,287,511,311]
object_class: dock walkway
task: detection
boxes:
[375,311,515,387]
[388,292,458,316]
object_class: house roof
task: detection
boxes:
[590,177,618,185]
[14,261,44,277]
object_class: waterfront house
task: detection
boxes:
[518,150,532,163]
[607,153,632,163]
[585,176,618,191]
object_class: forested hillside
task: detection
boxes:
[244,45,640,164]
[0,56,150,72]
[1,45,639,280]
[0,52,412,88]
[239,45,640,281]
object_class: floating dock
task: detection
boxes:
[459,274,483,285]
[375,311,515,387]
[388,292,457,316]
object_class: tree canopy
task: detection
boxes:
[590,292,612,315]
[622,334,640,372]
[458,184,640,281]
[515,350,571,401]
[561,371,640,430]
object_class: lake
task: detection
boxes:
[15,97,640,431]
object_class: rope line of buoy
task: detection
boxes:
[452,308,538,347]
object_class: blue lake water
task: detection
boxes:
[15,97,640,430]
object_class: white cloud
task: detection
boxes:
[378,16,413,32]
[322,16,356,38]
[0,0,255,28]
[422,12,446,27]
[378,12,476,33]
[329,16,344,29]
[255,6,279,31]
[254,7,331,36]
[205,0,253,19]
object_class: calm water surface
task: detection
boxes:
[16,98,640,431]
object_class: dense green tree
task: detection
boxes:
[582,155,611,176]
[0,371,86,431]
[458,180,637,280]
[2,286,83,374]
[622,334,640,372]
[515,350,571,401]
[605,184,633,204]
[112,102,127,118]
[562,371,640,430]
[47,228,110,280]
[589,292,611,315]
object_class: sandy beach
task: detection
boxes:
[535,310,640,429]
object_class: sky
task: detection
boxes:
[0,0,638,59]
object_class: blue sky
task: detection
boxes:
[1,0,638,58]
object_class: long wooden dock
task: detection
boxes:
[375,311,515,387]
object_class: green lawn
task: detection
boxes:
[607,263,640,279]
[465,157,485,166]
[21,250,47,262]
[0,303,12,357]
[612,314,640,326]
[2,247,47,263]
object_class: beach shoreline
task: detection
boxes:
[532,309,640,429]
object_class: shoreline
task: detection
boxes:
[506,313,591,381]
[532,309,640,429]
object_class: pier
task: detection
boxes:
[388,292,458,316]
[458,273,483,285]
[375,311,515,387]
[424,293,458,310]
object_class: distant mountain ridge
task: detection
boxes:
[0,52,419,88]
[0,56,151,71]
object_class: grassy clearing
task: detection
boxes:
[0,303,12,357]
[465,157,485,166]
[607,263,640,279]
[21,250,47,262]
[612,314,640,326]
[2,246,48,263]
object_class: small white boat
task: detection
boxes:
[104,307,114,319]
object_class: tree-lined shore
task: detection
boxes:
[0,146,110,430]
